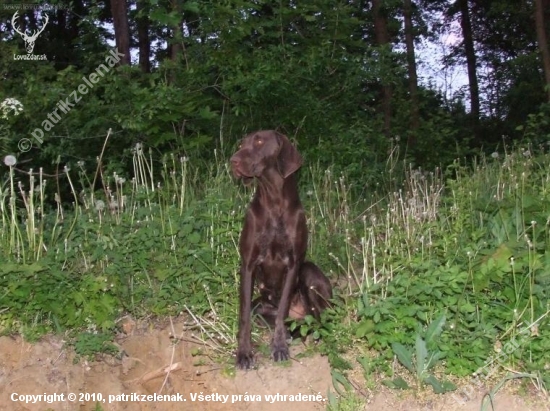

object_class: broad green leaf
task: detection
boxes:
[423,375,443,393]
[460,303,476,313]
[331,370,351,396]
[441,380,457,392]
[392,342,414,373]
[356,319,374,338]
[188,232,201,244]
[426,351,445,370]
[425,313,446,343]
[153,268,171,281]
[382,377,410,390]
[327,390,338,409]
[415,334,428,378]
[424,375,457,393]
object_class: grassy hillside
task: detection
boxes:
[1,136,549,404]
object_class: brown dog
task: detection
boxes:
[230,130,332,369]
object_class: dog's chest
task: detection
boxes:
[255,217,292,297]
[257,216,291,264]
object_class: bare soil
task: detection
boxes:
[0,317,548,411]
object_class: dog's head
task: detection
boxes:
[230,130,303,184]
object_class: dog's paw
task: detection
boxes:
[236,350,254,370]
[271,343,289,362]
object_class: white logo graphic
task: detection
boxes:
[12,11,49,54]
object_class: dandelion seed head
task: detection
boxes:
[3,155,17,166]
[95,200,105,211]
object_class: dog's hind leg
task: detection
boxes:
[299,262,332,320]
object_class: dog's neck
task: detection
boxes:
[254,168,300,212]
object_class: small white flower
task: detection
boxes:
[522,150,531,158]
[3,155,17,166]
[491,152,499,159]
[0,98,24,119]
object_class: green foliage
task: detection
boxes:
[384,314,456,393]
[1,0,491,181]
[0,146,241,352]
[327,387,364,411]
[516,102,550,145]
[313,142,550,394]
[73,332,120,359]
[313,141,550,395]
[1,134,550,399]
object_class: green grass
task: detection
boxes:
[1,136,549,399]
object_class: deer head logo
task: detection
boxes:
[12,11,49,54]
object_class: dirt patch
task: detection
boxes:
[0,317,548,411]
[0,317,331,411]
[364,388,549,411]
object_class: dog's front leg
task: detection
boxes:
[271,261,298,362]
[236,261,255,369]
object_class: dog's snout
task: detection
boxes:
[230,155,246,179]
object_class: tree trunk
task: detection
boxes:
[170,0,184,63]
[403,0,420,147]
[136,0,150,73]
[458,0,480,130]
[110,0,131,65]
[372,0,392,138]
[166,0,187,84]
[535,0,550,102]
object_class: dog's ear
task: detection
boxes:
[275,132,303,178]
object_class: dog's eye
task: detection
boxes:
[255,138,263,146]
